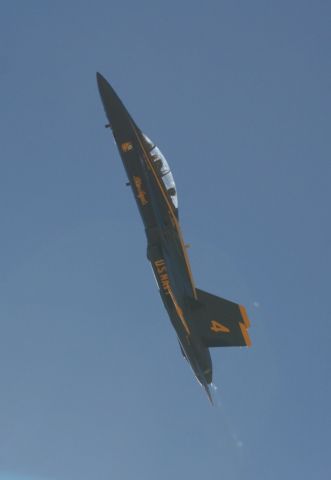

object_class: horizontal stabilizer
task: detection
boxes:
[193,289,251,348]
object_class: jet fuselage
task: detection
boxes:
[96,73,212,391]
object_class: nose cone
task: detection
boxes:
[96,71,110,96]
[96,72,133,131]
[96,71,105,83]
[96,71,117,111]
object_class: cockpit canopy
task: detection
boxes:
[142,134,178,209]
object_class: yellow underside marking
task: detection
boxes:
[168,287,191,335]
[210,320,230,333]
[239,305,251,346]
[121,142,133,152]
[239,321,252,347]
[132,124,197,299]
[239,305,251,327]
[133,176,148,206]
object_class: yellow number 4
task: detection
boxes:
[210,320,230,333]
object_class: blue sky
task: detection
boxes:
[1,1,330,479]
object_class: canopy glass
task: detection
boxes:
[142,134,178,209]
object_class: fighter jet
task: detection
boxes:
[96,72,251,403]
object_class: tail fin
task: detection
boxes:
[192,289,251,348]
